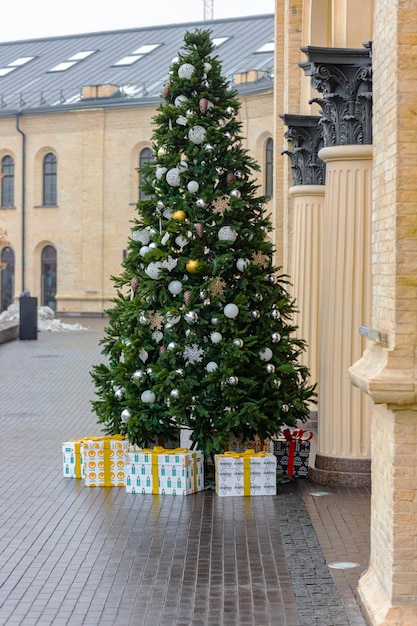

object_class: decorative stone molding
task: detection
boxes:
[280,114,325,185]
[299,44,372,146]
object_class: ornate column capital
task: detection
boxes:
[280,114,325,185]
[299,43,372,146]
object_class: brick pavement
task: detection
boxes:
[0,320,370,625]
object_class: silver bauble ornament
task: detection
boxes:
[227,376,239,385]
[218,226,238,242]
[141,390,156,403]
[184,310,198,324]
[132,369,145,381]
[274,379,282,387]
[175,368,185,376]
[121,408,132,421]
[251,310,260,319]
[115,387,124,401]
[271,309,281,320]
[233,338,244,348]
[188,125,206,144]
[210,332,222,343]
[204,143,214,152]
[167,342,177,351]
[266,363,276,373]
[259,347,273,362]
[178,63,195,79]
[211,317,218,325]
[224,303,239,319]
[236,258,249,272]
[174,94,188,107]
[282,404,290,413]
[206,361,218,372]
[229,189,241,198]
[166,168,181,187]
[272,332,281,343]
[187,180,200,193]
[168,280,183,295]
[170,388,180,398]
[196,198,206,208]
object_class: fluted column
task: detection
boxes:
[309,144,372,485]
[289,185,324,401]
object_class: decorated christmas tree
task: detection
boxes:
[91,29,316,459]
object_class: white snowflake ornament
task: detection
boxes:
[183,343,204,365]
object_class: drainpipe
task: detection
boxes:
[15,112,26,292]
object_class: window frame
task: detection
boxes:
[43,153,57,206]
[1,155,14,208]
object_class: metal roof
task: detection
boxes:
[0,14,274,114]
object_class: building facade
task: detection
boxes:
[0,16,275,316]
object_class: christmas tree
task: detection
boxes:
[91,29,316,459]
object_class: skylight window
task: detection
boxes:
[49,61,78,72]
[68,50,96,61]
[9,56,35,66]
[212,37,230,47]
[133,44,160,54]
[48,50,96,72]
[0,67,15,76]
[113,44,160,67]
[0,56,35,77]
[113,55,143,66]
[256,42,275,53]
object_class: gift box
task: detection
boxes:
[271,429,313,478]
[228,434,269,453]
[62,440,85,478]
[215,451,277,497]
[83,435,129,487]
[125,447,204,495]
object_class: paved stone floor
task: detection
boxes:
[0,319,371,625]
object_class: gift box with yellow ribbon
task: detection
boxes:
[215,450,277,497]
[62,440,86,479]
[82,435,129,487]
[125,447,204,495]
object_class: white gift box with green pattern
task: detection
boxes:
[125,448,204,495]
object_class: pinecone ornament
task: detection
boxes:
[163,83,171,99]
[195,223,204,238]
[184,290,191,306]
[226,172,236,186]
[199,97,209,114]
[131,277,139,293]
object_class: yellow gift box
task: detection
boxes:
[82,435,128,487]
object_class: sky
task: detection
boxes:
[0,0,275,43]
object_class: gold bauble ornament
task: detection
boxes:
[186,259,200,273]
[172,210,186,221]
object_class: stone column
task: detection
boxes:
[312,144,372,484]
[289,184,324,399]
[300,45,373,485]
[280,115,325,412]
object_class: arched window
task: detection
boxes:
[1,155,14,208]
[43,153,57,206]
[41,245,57,312]
[139,147,154,200]
[265,138,273,198]
[1,246,14,311]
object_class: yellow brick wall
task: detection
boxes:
[0,93,273,314]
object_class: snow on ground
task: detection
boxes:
[0,304,88,332]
